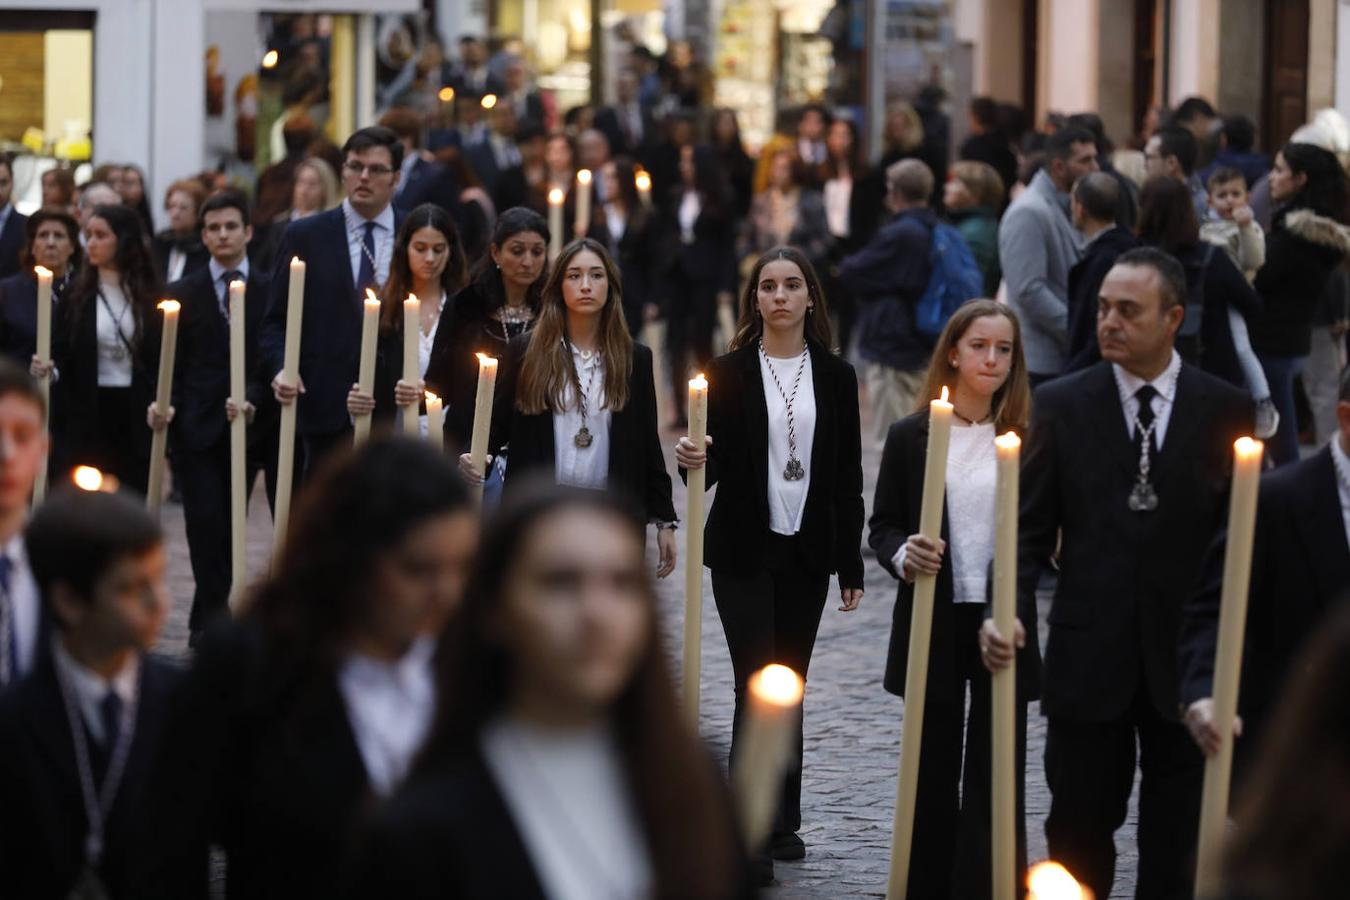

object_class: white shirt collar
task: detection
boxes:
[341,198,395,236]
[343,633,436,691]
[1112,350,1182,407]
[2,530,26,566]
[51,638,139,743]
[208,255,250,286]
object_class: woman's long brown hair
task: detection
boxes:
[516,238,632,414]
[729,245,834,352]
[918,299,1031,433]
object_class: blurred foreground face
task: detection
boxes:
[365,510,479,649]
[497,508,651,714]
[63,544,170,653]
[0,394,46,510]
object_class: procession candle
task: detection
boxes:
[547,188,565,261]
[32,266,52,505]
[991,431,1021,900]
[145,300,181,514]
[734,664,805,849]
[1027,862,1089,900]
[402,295,421,435]
[635,170,653,208]
[886,385,953,900]
[683,373,709,724]
[467,353,498,506]
[1195,437,1264,897]
[272,256,305,557]
[228,280,248,609]
[425,391,444,450]
[575,168,593,238]
[352,290,381,446]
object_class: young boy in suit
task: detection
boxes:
[0,360,49,692]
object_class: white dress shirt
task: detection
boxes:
[1112,350,1182,449]
[482,716,653,900]
[553,347,611,490]
[604,204,627,244]
[823,176,852,238]
[760,350,816,535]
[677,191,701,243]
[1331,435,1350,552]
[166,247,188,284]
[50,638,139,745]
[208,256,251,315]
[2,532,40,680]
[341,199,395,289]
[95,275,134,388]
[338,635,437,798]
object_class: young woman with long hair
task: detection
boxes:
[587,156,658,338]
[345,203,468,437]
[460,237,678,577]
[350,481,754,899]
[868,299,1034,899]
[424,206,549,452]
[674,245,864,879]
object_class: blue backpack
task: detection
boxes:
[915,222,984,339]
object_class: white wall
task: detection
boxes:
[1168,0,1220,104]
[1038,0,1098,118]
[1338,0,1350,122]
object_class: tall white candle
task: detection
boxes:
[402,295,421,435]
[991,431,1021,900]
[575,168,593,238]
[228,279,248,608]
[353,289,381,446]
[548,188,565,261]
[146,300,181,514]
[32,265,52,505]
[273,256,305,557]
[683,373,709,724]
[425,391,444,450]
[468,353,499,506]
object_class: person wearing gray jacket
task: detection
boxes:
[999,127,1097,382]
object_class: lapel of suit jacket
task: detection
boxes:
[605,357,638,480]
[1294,447,1350,600]
[21,657,85,844]
[320,208,358,308]
[1082,362,1139,482]
[739,344,770,507]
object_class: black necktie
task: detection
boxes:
[357,222,377,294]
[221,270,242,318]
[92,689,122,786]
[1135,384,1158,461]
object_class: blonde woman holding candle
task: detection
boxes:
[674,245,864,879]
[867,299,1033,900]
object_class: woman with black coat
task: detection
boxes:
[587,156,658,338]
[0,208,81,367]
[675,246,864,878]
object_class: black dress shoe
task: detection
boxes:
[771,831,806,861]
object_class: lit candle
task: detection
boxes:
[402,295,421,435]
[32,265,52,505]
[1026,862,1089,900]
[273,256,305,556]
[229,280,247,608]
[425,391,444,450]
[1195,437,1264,896]
[734,664,805,849]
[468,353,498,506]
[683,373,709,723]
[146,300,181,514]
[548,187,565,261]
[575,168,593,238]
[635,169,653,208]
[886,385,953,900]
[353,289,381,446]
[991,431,1021,900]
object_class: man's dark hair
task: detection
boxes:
[27,484,162,616]
[1073,171,1120,223]
[1046,125,1096,161]
[799,103,830,127]
[0,153,12,180]
[1207,166,1246,192]
[1114,246,1188,311]
[0,358,45,419]
[341,125,405,171]
[198,189,250,231]
[1155,125,1198,175]
[1067,112,1112,155]
[1221,115,1257,154]
[515,122,546,144]
[970,97,999,131]
[1174,96,1217,124]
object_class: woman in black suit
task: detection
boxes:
[0,207,81,367]
[867,299,1033,899]
[158,439,478,899]
[674,245,864,871]
[588,155,657,338]
[460,237,678,578]
[349,481,754,900]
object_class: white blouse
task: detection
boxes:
[95,276,135,388]
[677,191,701,244]
[337,635,437,797]
[760,350,816,535]
[823,176,852,238]
[414,293,444,438]
[553,346,611,490]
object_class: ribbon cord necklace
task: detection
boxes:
[760,340,808,481]
[568,342,600,449]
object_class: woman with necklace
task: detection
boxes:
[867,299,1034,899]
[349,482,755,899]
[4,208,82,368]
[674,245,864,881]
[424,207,548,453]
[346,204,468,438]
[50,203,162,493]
[462,238,678,579]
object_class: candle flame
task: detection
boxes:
[157,299,181,314]
[939,385,950,403]
[1027,862,1085,900]
[548,187,565,206]
[690,373,708,391]
[994,431,1021,451]
[748,664,804,708]
[437,86,455,102]
[577,168,593,185]
[406,293,419,305]
[72,466,105,492]
[290,256,303,267]
[476,352,499,370]
[635,171,652,191]
[229,278,245,291]
[481,93,498,110]
[33,265,51,278]
[425,391,439,404]
[364,288,380,309]
[261,49,279,69]
[1234,436,1263,461]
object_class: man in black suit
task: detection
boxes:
[982,247,1252,899]
[260,126,405,475]
[0,483,176,898]
[156,191,275,641]
[1064,172,1137,372]
[380,108,461,215]
[0,156,29,279]
[594,69,655,165]
[0,362,50,692]
[466,110,532,214]
[1179,367,1350,766]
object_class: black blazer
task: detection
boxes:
[166,266,276,455]
[0,209,28,278]
[1018,361,1252,722]
[1179,445,1350,754]
[587,209,658,337]
[869,412,1040,699]
[258,206,405,436]
[150,232,210,285]
[594,105,657,163]
[683,342,865,588]
[491,337,677,523]
[0,268,71,368]
[0,652,180,899]
[659,190,737,296]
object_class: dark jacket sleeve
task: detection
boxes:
[636,347,677,523]
[487,334,527,457]
[833,360,865,589]
[868,418,913,581]
[1014,385,1061,638]
[838,218,929,303]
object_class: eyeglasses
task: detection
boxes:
[343,161,395,178]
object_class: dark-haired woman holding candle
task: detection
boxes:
[674,245,864,877]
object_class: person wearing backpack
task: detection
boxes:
[840,159,982,443]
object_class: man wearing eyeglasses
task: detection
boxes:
[259,126,406,476]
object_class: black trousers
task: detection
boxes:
[908,603,1029,900]
[665,273,719,411]
[1045,684,1203,900]
[87,386,149,494]
[299,426,350,482]
[710,533,830,841]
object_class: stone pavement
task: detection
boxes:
[153,419,1141,899]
